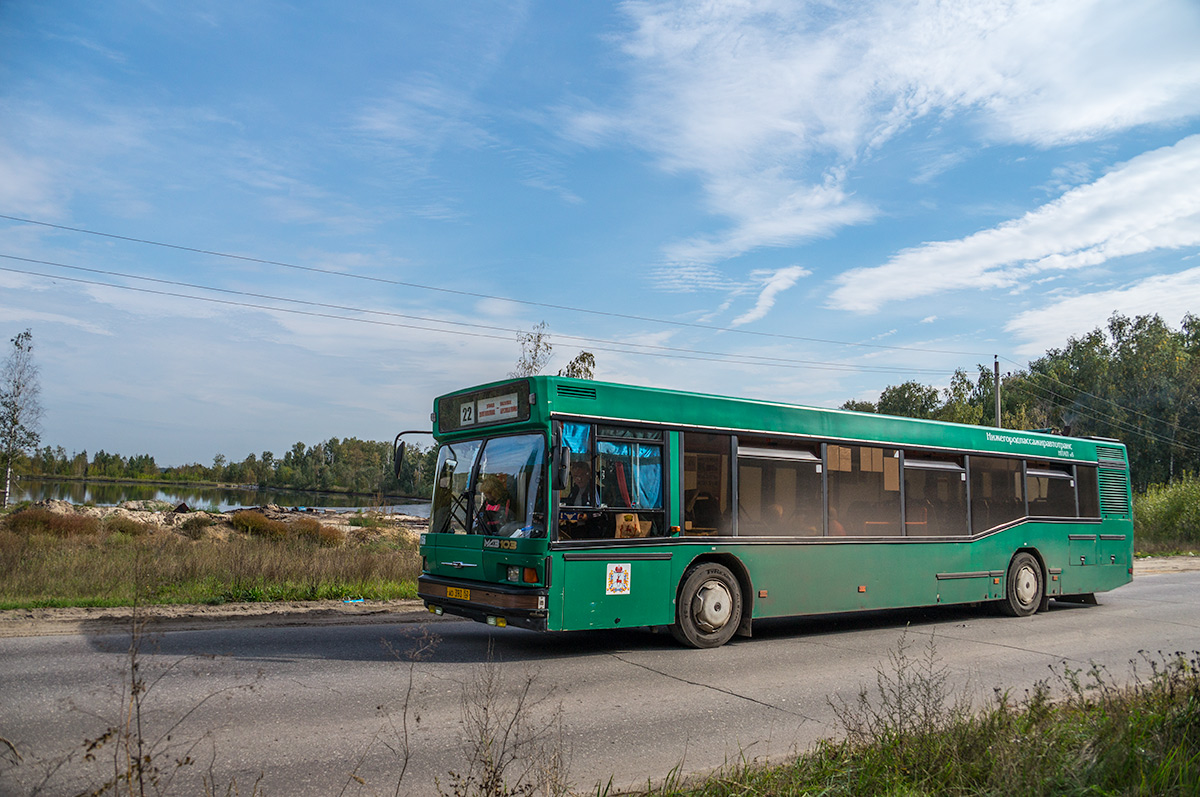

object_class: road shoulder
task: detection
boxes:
[3,556,1196,638]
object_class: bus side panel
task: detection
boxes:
[740,541,964,617]
[557,553,676,630]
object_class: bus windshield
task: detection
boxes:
[429,433,547,538]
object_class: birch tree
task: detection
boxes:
[2,329,43,507]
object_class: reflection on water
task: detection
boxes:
[11,478,431,517]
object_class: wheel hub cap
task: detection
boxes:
[1015,565,1039,607]
[694,580,733,632]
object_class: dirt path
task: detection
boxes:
[0,599,437,638]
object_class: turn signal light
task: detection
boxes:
[523,567,538,584]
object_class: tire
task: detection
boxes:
[999,552,1043,617]
[670,563,742,648]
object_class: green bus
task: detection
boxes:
[399,376,1133,648]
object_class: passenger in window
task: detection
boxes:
[564,461,596,507]
[474,474,514,535]
[766,503,786,532]
[828,506,846,536]
[559,462,604,540]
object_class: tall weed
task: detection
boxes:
[0,529,419,608]
[8,507,101,537]
[648,642,1200,797]
[438,646,571,797]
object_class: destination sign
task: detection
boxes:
[437,380,532,434]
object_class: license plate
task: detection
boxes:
[446,587,470,601]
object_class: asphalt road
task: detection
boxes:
[3,571,1199,796]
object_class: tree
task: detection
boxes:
[2,329,43,507]
[935,368,984,425]
[877,380,940,419]
[510,321,553,377]
[558,350,595,380]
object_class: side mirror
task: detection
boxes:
[552,446,570,491]
[392,430,425,480]
[394,439,406,480]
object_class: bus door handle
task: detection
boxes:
[442,561,479,569]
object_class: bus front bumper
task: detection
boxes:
[418,575,549,632]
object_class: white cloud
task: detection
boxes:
[0,144,63,218]
[355,76,495,155]
[732,265,811,325]
[1006,266,1200,355]
[0,303,112,336]
[578,0,1200,267]
[829,135,1200,312]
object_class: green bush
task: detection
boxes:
[290,516,344,547]
[179,514,214,539]
[103,515,156,537]
[1135,474,1200,550]
[229,510,288,539]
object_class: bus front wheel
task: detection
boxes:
[1000,552,1043,617]
[671,563,742,648]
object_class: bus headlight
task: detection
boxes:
[507,565,521,582]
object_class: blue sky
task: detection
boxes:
[2,0,1199,466]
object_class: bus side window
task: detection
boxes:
[970,456,1023,533]
[828,445,901,536]
[683,432,732,535]
[593,429,666,538]
[735,438,822,537]
[903,453,967,536]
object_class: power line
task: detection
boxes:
[1000,354,1193,439]
[1,253,954,374]
[993,352,1200,444]
[1002,369,1200,455]
[0,212,992,358]
[0,261,964,377]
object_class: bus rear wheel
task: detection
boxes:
[671,563,742,648]
[1000,552,1043,617]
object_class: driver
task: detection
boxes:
[474,474,514,534]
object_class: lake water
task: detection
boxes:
[10,478,431,517]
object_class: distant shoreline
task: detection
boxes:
[16,474,427,504]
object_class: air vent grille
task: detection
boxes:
[1095,445,1130,516]
[1096,445,1127,468]
[556,385,597,400]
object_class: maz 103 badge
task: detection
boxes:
[606,563,631,595]
[483,538,518,550]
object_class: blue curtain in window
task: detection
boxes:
[636,444,662,509]
[563,423,590,454]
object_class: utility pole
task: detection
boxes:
[994,355,1001,428]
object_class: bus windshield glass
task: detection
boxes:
[429,434,547,538]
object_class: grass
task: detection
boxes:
[0,508,420,609]
[1135,474,1200,554]
[647,640,1200,797]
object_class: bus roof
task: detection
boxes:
[434,376,1125,465]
